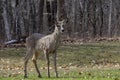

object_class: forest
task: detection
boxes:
[1,0,120,79]
[0,0,120,43]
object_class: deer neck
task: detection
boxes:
[53,26,61,40]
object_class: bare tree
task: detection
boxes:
[2,0,11,40]
[1,0,120,41]
[108,0,112,37]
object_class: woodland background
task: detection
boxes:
[0,0,120,43]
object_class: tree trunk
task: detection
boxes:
[2,0,11,40]
[108,0,112,37]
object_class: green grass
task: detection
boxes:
[0,69,120,80]
[0,42,120,80]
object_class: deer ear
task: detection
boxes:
[63,18,68,24]
[60,18,68,25]
[65,18,68,23]
[61,20,65,23]
[54,18,58,24]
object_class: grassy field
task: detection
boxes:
[0,42,120,80]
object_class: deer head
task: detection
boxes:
[55,19,68,33]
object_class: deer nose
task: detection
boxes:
[61,26,64,32]
[62,29,64,32]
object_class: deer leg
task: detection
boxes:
[53,51,58,78]
[32,51,42,78]
[24,58,29,78]
[44,51,50,78]
[24,50,31,78]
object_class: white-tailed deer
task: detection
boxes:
[24,20,66,78]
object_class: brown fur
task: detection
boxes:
[24,20,65,78]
